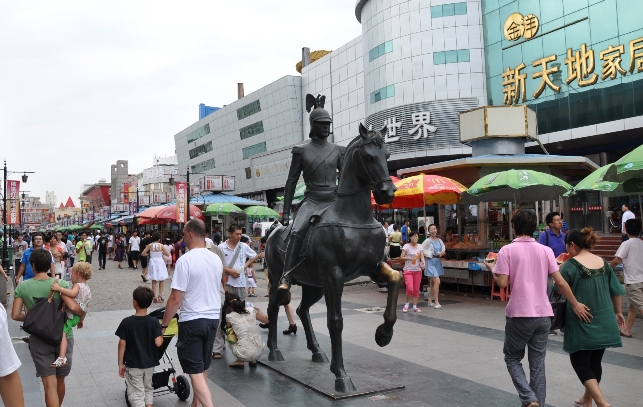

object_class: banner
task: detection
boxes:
[7,180,20,225]
[153,192,167,204]
[175,182,188,223]
[122,183,130,204]
[223,176,235,191]
[129,201,138,215]
[103,206,111,219]
[87,213,94,221]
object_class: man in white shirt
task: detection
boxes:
[621,204,635,242]
[128,231,141,270]
[387,222,395,235]
[219,224,257,302]
[107,234,114,260]
[162,219,221,407]
[204,232,214,247]
[610,218,643,338]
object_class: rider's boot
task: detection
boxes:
[276,236,303,305]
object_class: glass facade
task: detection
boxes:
[191,158,215,173]
[483,0,643,133]
[369,40,393,62]
[236,100,261,120]
[370,85,395,104]
[431,2,467,18]
[433,49,471,65]
[186,123,210,144]
[239,121,264,140]
[188,141,213,159]
[242,142,267,159]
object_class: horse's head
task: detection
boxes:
[350,123,396,205]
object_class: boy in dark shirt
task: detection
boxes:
[116,287,163,407]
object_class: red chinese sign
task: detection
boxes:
[7,180,20,225]
[175,182,188,224]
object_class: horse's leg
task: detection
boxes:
[267,267,284,361]
[297,284,328,363]
[323,266,356,392]
[372,261,401,347]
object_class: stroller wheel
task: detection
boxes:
[175,375,191,401]
[125,389,132,407]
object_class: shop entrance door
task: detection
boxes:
[568,191,602,231]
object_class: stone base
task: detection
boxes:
[258,350,405,400]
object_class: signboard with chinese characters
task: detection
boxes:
[122,183,130,204]
[138,195,151,206]
[499,12,643,105]
[102,206,110,219]
[111,204,124,212]
[153,192,167,204]
[129,201,138,215]
[7,180,20,225]
[364,98,479,155]
[175,182,188,224]
[202,176,223,191]
[223,176,235,191]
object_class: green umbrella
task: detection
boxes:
[203,203,244,216]
[243,205,279,218]
[465,169,572,204]
[571,164,643,196]
[89,224,102,230]
[604,143,643,182]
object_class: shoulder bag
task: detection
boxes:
[549,285,566,331]
[23,289,66,346]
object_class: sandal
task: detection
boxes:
[153,297,158,303]
[229,360,245,368]
[141,275,148,283]
[158,296,164,302]
[212,352,222,359]
[51,357,68,368]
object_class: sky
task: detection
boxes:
[0,1,362,207]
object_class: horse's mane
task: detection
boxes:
[345,129,384,154]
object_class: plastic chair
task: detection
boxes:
[490,280,505,301]
[504,280,511,302]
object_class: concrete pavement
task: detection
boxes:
[2,256,642,406]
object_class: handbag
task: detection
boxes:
[549,289,566,331]
[23,290,66,346]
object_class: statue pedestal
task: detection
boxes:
[259,349,405,400]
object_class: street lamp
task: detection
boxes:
[2,161,35,269]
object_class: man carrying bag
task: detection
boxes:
[11,248,87,407]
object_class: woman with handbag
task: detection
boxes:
[560,228,626,407]
[11,248,86,407]
[422,224,445,309]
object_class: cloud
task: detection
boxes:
[0,0,361,208]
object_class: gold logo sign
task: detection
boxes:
[504,13,539,41]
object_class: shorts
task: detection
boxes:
[130,251,140,261]
[247,277,257,288]
[140,255,148,269]
[176,318,218,374]
[626,282,643,310]
[108,247,114,253]
[63,314,80,336]
[29,335,74,377]
[227,285,247,302]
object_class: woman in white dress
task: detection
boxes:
[224,292,268,368]
[141,232,170,303]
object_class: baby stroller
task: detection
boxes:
[124,307,190,407]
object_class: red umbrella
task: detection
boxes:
[148,204,205,224]
[137,206,165,219]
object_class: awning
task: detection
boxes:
[186,192,266,206]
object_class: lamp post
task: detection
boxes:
[2,161,35,269]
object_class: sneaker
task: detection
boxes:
[549,330,557,336]
[402,305,409,313]
[433,304,442,309]
[413,307,421,312]
[378,287,388,293]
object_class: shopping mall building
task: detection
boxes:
[174,0,642,232]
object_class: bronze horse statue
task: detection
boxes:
[265,123,401,392]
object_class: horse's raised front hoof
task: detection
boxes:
[269,350,285,361]
[311,352,329,363]
[375,324,393,347]
[335,377,357,393]
[275,287,291,306]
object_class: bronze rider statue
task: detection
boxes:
[276,94,344,303]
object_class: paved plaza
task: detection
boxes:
[3,257,642,407]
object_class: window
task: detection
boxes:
[369,40,393,62]
[245,167,252,179]
[431,2,467,18]
[242,142,267,159]
[433,49,470,65]
[239,121,264,140]
[370,85,395,104]
[186,123,210,143]
[191,158,215,173]
[188,141,213,159]
[237,100,261,120]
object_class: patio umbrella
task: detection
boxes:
[384,174,467,208]
[137,206,166,219]
[569,165,618,195]
[203,203,244,216]
[89,224,102,230]
[603,143,643,182]
[243,205,279,218]
[155,204,205,222]
[464,169,572,204]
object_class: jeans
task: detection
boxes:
[503,316,551,406]
[98,251,107,269]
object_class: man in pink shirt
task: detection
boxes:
[486,209,590,407]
